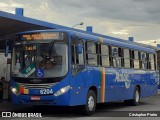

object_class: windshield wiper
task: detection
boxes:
[48,41,56,56]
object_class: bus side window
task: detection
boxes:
[139,51,142,69]
[134,51,140,69]
[130,50,134,68]
[100,44,111,67]
[86,42,98,66]
[119,48,124,67]
[150,54,155,70]
[71,39,84,76]
[146,53,151,69]
[109,46,113,66]
[141,52,147,69]
[154,54,157,70]
[123,49,130,68]
[112,47,121,68]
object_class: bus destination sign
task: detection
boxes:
[21,32,61,41]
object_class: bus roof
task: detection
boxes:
[70,31,156,54]
[17,29,156,54]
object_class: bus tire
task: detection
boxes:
[124,87,140,106]
[83,90,96,115]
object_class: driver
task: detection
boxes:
[38,43,57,69]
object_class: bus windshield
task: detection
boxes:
[11,42,68,78]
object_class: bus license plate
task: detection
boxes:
[31,96,40,100]
[40,89,53,95]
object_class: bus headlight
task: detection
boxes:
[54,85,70,97]
[11,87,20,96]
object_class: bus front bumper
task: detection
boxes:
[11,93,70,106]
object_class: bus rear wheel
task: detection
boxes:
[124,87,140,106]
[83,90,96,115]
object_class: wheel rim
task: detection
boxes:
[88,95,95,111]
[135,90,139,103]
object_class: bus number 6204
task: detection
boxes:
[40,89,53,95]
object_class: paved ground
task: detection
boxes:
[0,90,160,120]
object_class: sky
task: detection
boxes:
[0,0,160,46]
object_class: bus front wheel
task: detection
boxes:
[83,90,96,115]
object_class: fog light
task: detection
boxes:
[11,87,20,96]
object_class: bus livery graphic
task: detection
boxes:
[15,83,29,94]
[115,70,131,89]
[100,67,106,103]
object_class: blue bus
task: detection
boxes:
[9,29,159,115]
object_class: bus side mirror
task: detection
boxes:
[76,44,82,54]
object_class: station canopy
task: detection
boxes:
[0,11,73,49]
[0,10,126,45]
[0,10,158,51]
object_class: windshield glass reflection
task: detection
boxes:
[12,43,68,78]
